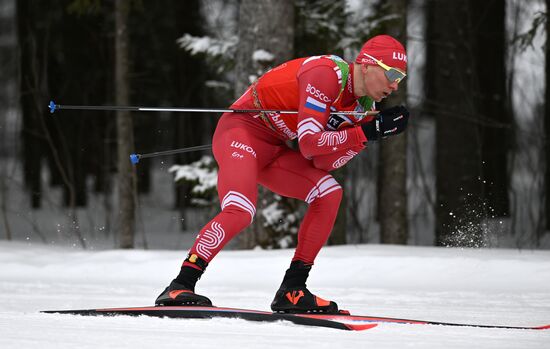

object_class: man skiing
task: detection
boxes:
[156,35,409,314]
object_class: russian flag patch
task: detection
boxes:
[305,97,327,114]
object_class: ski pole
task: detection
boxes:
[48,100,378,117]
[130,144,212,164]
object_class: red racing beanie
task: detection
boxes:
[355,35,407,72]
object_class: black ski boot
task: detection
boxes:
[271,260,338,314]
[155,279,212,306]
[155,254,212,306]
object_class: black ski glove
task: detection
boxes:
[362,105,409,141]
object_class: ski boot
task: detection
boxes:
[155,279,212,306]
[270,260,338,314]
[155,253,212,306]
[271,286,338,314]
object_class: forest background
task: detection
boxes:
[0,0,548,251]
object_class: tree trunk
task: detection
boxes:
[0,0,16,240]
[115,0,136,249]
[426,0,484,247]
[172,0,208,216]
[17,0,43,209]
[474,0,510,219]
[379,0,409,245]
[546,0,550,232]
[234,0,294,248]
[234,0,294,97]
[17,0,87,247]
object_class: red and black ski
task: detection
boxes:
[42,306,550,331]
[43,306,376,331]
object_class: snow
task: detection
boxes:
[169,156,218,194]
[176,33,237,58]
[0,242,549,349]
[252,49,274,63]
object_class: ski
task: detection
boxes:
[42,306,377,331]
[42,305,550,331]
[305,312,550,331]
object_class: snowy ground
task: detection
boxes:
[0,242,549,349]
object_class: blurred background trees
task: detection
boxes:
[0,0,548,249]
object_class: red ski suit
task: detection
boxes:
[187,55,375,266]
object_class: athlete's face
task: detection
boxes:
[361,65,399,102]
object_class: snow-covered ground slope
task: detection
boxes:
[0,242,549,348]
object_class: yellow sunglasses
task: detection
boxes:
[362,53,407,84]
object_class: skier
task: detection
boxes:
[156,34,409,313]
